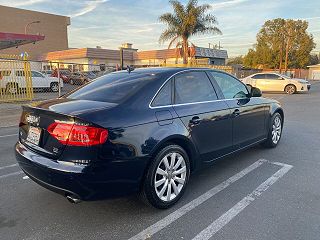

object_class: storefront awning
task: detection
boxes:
[0,32,45,50]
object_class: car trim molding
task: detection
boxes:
[149,69,256,109]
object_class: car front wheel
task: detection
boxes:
[142,144,190,209]
[50,82,59,92]
[262,112,282,148]
[284,84,296,94]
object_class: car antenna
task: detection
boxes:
[127,65,134,74]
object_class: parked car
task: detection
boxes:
[68,72,89,85]
[15,68,283,209]
[82,71,96,80]
[241,72,311,94]
[0,70,63,93]
[41,70,53,76]
[42,69,71,83]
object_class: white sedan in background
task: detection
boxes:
[241,72,311,94]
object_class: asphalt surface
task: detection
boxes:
[1,83,320,240]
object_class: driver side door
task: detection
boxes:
[31,71,48,88]
[208,71,267,150]
[264,74,286,92]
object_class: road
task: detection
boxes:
[1,84,320,240]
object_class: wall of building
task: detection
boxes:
[308,67,320,80]
[0,5,70,60]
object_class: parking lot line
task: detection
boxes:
[0,163,18,170]
[0,171,24,179]
[192,162,293,240]
[0,133,18,138]
[128,159,267,240]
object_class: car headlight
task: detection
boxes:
[298,80,308,84]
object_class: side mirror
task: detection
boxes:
[251,87,262,97]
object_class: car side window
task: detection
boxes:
[265,74,280,80]
[252,74,266,79]
[31,71,43,78]
[152,80,172,107]
[16,70,25,77]
[174,71,217,104]
[209,71,249,99]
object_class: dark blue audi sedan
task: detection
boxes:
[15,68,284,209]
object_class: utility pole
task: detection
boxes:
[279,38,284,74]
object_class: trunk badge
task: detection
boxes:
[26,115,40,126]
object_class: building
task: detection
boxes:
[39,44,137,72]
[39,44,228,71]
[135,47,227,66]
[0,5,70,60]
[307,64,320,80]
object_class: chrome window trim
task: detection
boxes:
[149,69,210,109]
[149,68,252,109]
[149,98,251,109]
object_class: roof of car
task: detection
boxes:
[115,67,213,75]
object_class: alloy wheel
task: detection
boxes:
[272,116,282,144]
[154,152,187,202]
[285,85,295,94]
[51,84,59,92]
[7,85,18,94]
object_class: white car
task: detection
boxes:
[241,72,311,94]
[0,70,63,94]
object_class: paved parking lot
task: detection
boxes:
[1,83,320,240]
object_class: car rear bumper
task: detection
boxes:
[15,141,143,200]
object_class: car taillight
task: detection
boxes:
[47,122,108,146]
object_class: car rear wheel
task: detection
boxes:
[261,112,282,148]
[6,83,19,94]
[284,84,296,94]
[142,144,190,209]
[50,82,59,92]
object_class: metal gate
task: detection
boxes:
[0,54,33,102]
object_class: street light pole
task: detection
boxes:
[24,21,40,34]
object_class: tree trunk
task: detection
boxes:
[182,37,188,64]
[284,37,290,73]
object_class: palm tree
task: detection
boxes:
[159,0,221,64]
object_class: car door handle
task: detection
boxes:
[232,109,240,117]
[190,116,201,125]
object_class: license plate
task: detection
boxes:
[26,126,41,145]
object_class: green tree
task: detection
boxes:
[243,18,316,70]
[159,0,221,64]
[227,55,244,65]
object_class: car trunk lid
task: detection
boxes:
[19,98,116,159]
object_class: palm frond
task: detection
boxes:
[159,29,178,44]
[168,36,182,49]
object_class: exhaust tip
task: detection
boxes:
[66,194,81,204]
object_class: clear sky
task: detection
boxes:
[1,0,319,57]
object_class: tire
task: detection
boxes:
[261,112,283,148]
[6,83,19,94]
[141,144,190,209]
[284,84,296,94]
[50,82,59,92]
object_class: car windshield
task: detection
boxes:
[278,74,291,79]
[65,72,156,103]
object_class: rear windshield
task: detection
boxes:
[65,72,156,103]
